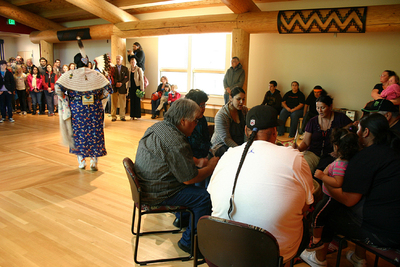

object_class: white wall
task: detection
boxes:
[2,35,40,65]
[127,37,159,98]
[247,31,400,117]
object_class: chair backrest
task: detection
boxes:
[123,157,141,205]
[197,216,283,267]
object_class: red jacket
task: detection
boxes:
[168,91,181,103]
[26,74,43,91]
[42,72,58,92]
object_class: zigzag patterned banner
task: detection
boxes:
[278,7,367,34]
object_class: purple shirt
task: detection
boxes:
[305,112,352,157]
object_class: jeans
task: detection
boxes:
[160,185,211,247]
[31,91,43,107]
[0,91,13,119]
[278,109,303,137]
[151,98,160,116]
[44,91,55,114]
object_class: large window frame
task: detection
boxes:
[158,33,231,105]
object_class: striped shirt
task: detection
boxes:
[322,159,348,196]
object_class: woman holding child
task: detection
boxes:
[294,95,352,174]
[151,76,168,119]
[301,113,400,267]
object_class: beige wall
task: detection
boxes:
[247,31,400,118]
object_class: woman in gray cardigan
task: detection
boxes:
[211,87,248,157]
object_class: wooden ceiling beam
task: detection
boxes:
[30,4,400,43]
[9,0,46,6]
[65,0,139,24]
[0,0,65,30]
[221,0,261,13]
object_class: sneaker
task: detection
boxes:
[346,251,367,267]
[0,118,4,123]
[300,250,327,267]
[9,118,15,122]
[90,157,98,171]
[77,155,86,169]
[111,118,116,122]
[120,118,126,121]
[22,111,27,115]
[306,239,325,251]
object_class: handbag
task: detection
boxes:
[136,89,145,98]
[151,91,162,101]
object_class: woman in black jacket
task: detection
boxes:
[0,60,16,122]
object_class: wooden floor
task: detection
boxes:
[0,113,392,267]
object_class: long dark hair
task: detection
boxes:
[359,113,400,152]
[330,127,359,160]
[228,128,258,219]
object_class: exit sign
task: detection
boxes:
[7,19,16,25]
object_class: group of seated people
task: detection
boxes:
[132,68,400,267]
[150,76,181,119]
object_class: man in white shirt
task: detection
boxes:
[208,105,314,264]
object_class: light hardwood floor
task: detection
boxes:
[0,113,391,267]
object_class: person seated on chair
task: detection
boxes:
[134,98,219,254]
[293,95,352,175]
[300,113,400,267]
[208,105,314,265]
[361,98,400,132]
[168,84,181,106]
[261,80,282,114]
[155,82,170,114]
[277,81,305,138]
[211,87,248,157]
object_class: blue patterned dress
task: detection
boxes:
[64,87,112,157]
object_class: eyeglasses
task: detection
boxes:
[194,118,200,124]
[199,103,206,108]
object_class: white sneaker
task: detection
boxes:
[346,251,367,267]
[300,250,327,267]
[22,111,27,115]
[90,157,98,171]
[0,118,4,123]
[9,118,15,122]
[77,155,86,169]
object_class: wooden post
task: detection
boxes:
[231,28,250,98]
[40,40,54,65]
[111,35,126,65]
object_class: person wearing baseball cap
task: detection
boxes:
[362,99,400,132]
[208,104,314,264]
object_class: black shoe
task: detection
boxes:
[173,217,189,228]
[178,240,203,259]
[151,115,156,119]
[120,118,126,121]
[111,118,116,122]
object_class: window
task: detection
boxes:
[159,33,230,104]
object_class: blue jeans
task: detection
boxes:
[160,185,211,247]
[44,91,55,114]
[0,91,13,119]
[30,91,43,108]
[278,109,303,137]
[151,99,160,116]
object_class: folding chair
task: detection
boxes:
[193,215,284,267]
[123,157,195,265]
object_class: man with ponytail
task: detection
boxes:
[208,105,314,265]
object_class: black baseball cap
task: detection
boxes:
[246,105,284,131]
[362,99,399,113]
